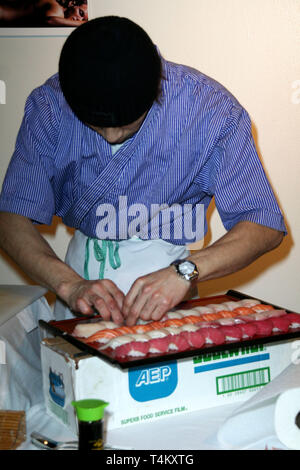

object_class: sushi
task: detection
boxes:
[72,320,118,338]
[162,318,186,328]
[192,306,215,314]
[217,310,236,318]
[270,317,291,333]
[254,319,273,337]
[147,328,170,353]
[221,301,243,311]
[167,334,190,352]
[232,307,254,316]
[160,311,184,321]
[201,327,225,345]
[181,329,205,349]
[220,325,243,342]
[206,303,229,313]
[238,322,258,339]
[238,298,261,308]
[216,317,244,326]
[286,313,300,329]
[251,304,274,313]
[82,328,123,344]
[114,334,151,359]
[100,334,134,351]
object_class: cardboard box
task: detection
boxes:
[41,336,294,433]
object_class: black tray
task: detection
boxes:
[39,290,300,369]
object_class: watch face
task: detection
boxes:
[179,261,195,275]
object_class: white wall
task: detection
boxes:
[0,0,299,310]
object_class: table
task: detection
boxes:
[0,286,291,450]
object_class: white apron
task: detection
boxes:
[54,231,191,320]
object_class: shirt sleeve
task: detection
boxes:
[212,106,287,234]
[0,86,58,224]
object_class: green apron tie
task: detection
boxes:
[84,238,121,280]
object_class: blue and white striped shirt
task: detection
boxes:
[0,58,286,244]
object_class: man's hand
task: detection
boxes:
[0,212,126,324]
[58,278,125,325]
[122,266,192,326]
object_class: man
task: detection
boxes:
[0,16,286,327]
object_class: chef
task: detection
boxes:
[0,16,286,327]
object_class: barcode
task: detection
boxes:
[216,367,270,394]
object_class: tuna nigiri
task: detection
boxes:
[114,334,151,359]
[286,313,300,329]
[254,319,273,337]
[220,325,243,342]
[239,322,258,339]
[202,327,225,345]
[181,329,205,349]
[167,334,190,352]
[147,329,170,353]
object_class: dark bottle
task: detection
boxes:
[72,399,108,451]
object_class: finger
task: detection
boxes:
[124,285,152,326]
[139,292,162,322]
[151,301,170,321]
[76,297,95,315]
[101,280,125,313]
[92,293,124,325]
[93,296,116,322]
[123,278,146,318]
[89,281,124,324]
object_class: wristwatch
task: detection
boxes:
[170,259,199,282]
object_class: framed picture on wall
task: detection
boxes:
[0,0,89,36]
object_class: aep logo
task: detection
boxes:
[128,360,178,402]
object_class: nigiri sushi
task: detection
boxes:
[286,313,300,329]
[147,328,170,353]
[181,329,205,349]
[202,327,225,345]
[114,334,151,358]
[254,319,273,337]
[167,334,190,352]
[270,317,291,333]
[238,322,258,339]
[220,325,243,341]
[238,298,261,308]
[72,320,118,338]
